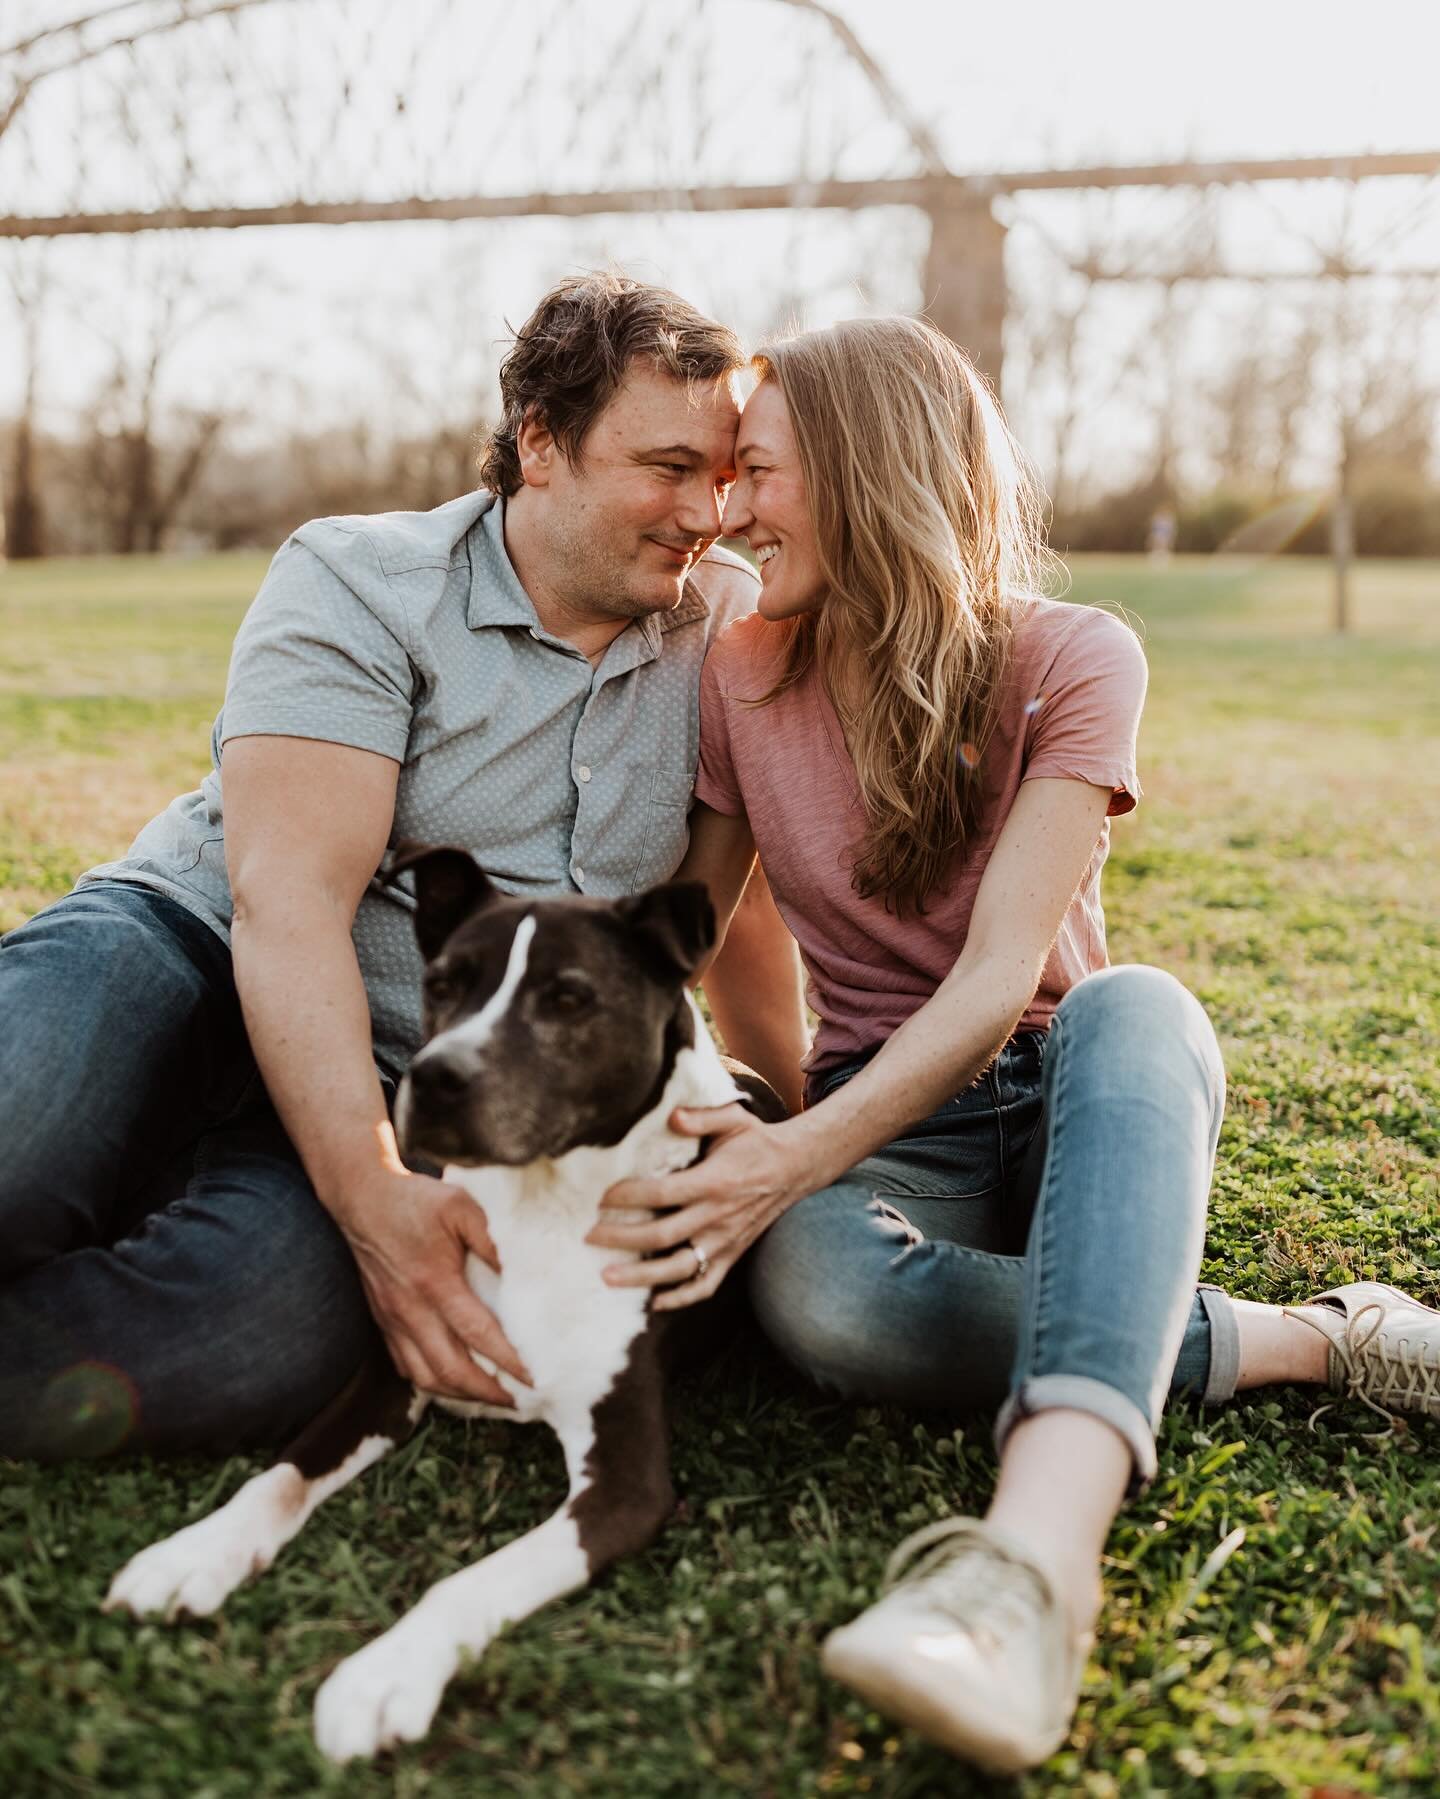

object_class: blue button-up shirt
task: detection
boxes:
[79,491,758,1075]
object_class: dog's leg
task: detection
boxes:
[105,1348,425,1621]
[313,1327,671,1763]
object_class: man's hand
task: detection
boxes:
[332,1169,532,1405]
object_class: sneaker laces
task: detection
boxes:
[880,1519,1053,1646]
[1285,1299,1440,1431]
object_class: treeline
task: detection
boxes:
[1,417,482,559]
[1053,465,1440,558]
[3,418,1438,560]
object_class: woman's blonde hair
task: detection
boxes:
[753,315,1058,914]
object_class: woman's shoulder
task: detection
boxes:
[1011,593,1146,682]
[703,610,796,697]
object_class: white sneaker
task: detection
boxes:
[820,1518,1087,1775]
[1287,1282,1440,1425]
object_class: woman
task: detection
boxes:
[587,317,1439,1775]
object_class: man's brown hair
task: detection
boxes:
[477,272,745,497]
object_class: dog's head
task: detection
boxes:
[392,846,715,1166]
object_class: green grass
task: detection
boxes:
[1,551,1437,1797]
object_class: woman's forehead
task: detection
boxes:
[737,378,792,453]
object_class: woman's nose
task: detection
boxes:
[721,484,753,537]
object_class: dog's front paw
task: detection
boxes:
[313,1629,457,1763]
[104,1516,263,1620]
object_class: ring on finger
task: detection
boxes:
[690,1240,710,1279]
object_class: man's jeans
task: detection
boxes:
[0,883,378,1459]
[749,966,1240,1486]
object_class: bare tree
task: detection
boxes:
[3,242,52,557]
[75,244,238,552]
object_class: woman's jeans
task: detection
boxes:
[0,883,379,1460]
[748,966,1239,1486]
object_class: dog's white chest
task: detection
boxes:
[440,1029,740,1426]
[455,1215,647,1422]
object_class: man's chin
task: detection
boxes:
[614,575,690,618]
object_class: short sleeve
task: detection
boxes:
[694,641,744,817]
[219,538,415,762]
[1022,608,1147,816]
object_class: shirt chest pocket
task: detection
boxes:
[630,758,696,891]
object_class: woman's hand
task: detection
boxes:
[586,1103,812,1310]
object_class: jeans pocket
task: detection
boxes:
[866,1090,1007,1201]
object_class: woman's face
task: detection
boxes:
[723,378,827,620]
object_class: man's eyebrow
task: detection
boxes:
[633,443,705,461]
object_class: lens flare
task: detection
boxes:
[1023,696,1046,716]
[958,741,979,770]
[1217,493,1328,558]
[44,1361,139,1456]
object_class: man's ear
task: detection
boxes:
[618,881,717,981]
[515,405,557,488]
[388,844,497,961]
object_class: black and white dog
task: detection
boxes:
[105,847,784,1763]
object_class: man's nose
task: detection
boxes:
[674,478,727,542]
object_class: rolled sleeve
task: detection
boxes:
[694,641,744,816]
[220,538,415,763]
[1022,607,1147,816]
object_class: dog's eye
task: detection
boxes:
[543,978,595,1017]
[425,969,459,1005]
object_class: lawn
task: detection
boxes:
[0,550,1437,1798]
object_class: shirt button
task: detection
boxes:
[573,865,585,886]
[576,765,592,783]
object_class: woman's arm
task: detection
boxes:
[673,799,758,969]
[670,802,809,1113]
[701,863,808,1115]
[782,776,1112,1182]
[590,776,1113,1305]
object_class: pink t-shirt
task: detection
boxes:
[696,596,1148,1079]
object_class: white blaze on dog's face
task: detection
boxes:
[393,849,715,1167]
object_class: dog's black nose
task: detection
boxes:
[407,1049,470,1108]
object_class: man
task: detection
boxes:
[0,274,807,1460]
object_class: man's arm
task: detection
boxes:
[702,863,808,1114]
[222,734,528,1405]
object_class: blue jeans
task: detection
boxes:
[0,883,379,1459]
[749,966,1240,1485]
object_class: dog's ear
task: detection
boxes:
[617,881,716,980]
[388,843,497,961]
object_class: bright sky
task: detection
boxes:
[3,0,1438,491]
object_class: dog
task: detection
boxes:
[104,846,785,1762]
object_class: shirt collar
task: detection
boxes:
[465,495,544,631]
[466,496,715,646]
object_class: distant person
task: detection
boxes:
[0,274,806,1460]
[1147,503,1177,562]
[587,317,1440,1775]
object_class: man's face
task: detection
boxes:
[525,363,741,621]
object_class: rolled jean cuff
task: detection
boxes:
[995,1374,1157,1492]
[1196,1283,1240,1405]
